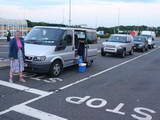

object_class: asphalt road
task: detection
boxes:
[0,44,9,59]
[0,38,160,120]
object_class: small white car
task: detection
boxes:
[101,34,134,57]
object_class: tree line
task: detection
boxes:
[26,20,160,37]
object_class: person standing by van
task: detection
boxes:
[78,39,85,61]
[9,31,25,83]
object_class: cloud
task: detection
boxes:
[0,0,64,6]
[0,0,159,7]
[0,0,159,27]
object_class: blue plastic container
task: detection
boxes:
[78,63,86,72]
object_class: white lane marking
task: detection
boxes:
[0,92,53,115]
[49,78,63,82]
[28,74,38,77]
[23,73,36,77]
[11,105,67,120]
[0,80,49,96]
[30,77,41,81]
[36,76,46,79]
[0,47,159,117]
[60,47,160,90]
[44,80,52,83]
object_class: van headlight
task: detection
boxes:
[33,56,46,61]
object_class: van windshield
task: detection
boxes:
[25,28,65,45]
[108,36,127,43]
[141,35,152,39]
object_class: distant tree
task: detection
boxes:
[26,19,66,27]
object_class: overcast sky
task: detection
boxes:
[0,0,160,27]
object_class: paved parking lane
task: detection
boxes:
[0,39,159,120]
[25,46,160,120]
[0,85,38,112]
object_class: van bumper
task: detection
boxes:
[24,61,51,73]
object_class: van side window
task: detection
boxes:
[74,31,86,49]
[87,32,97,44]
[64,31,72,46]
[75,31,86,40]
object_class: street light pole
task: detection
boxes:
[69,0,71,26]
[117,8,120,33]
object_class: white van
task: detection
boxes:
[24,26,98,76]
[141,31,156,49]
[141,31,156,39]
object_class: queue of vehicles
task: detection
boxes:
[24,28,156,77]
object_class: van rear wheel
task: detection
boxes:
[49,60,63,77]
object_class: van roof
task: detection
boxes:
[33,26,96,32]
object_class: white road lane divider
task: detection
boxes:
[0,80,49,96]
[11,105,67,120]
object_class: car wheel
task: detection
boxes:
[121,50,126,58]
[149,45,152,49]
[129,48,134,55]
[142,47,145,52]
[49,60,63,77]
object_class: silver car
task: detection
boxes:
[101,34,134,57]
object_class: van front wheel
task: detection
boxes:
[49,61,63,77]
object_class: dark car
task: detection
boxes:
[133,36,148,52]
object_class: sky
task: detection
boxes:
[0,0,160,27]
